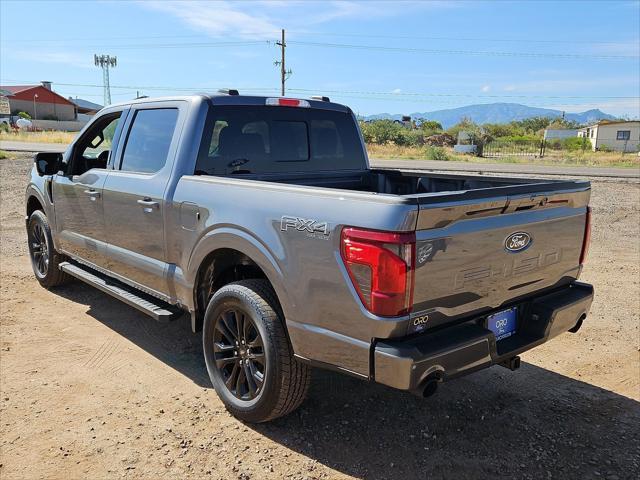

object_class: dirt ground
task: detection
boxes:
[1,153,638,480]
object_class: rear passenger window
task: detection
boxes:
[120,108,178,173]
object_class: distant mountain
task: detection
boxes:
[362,102,617,129]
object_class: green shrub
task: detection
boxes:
[416,119,443,134]
[545,139,563,150]
[424,146,450,161]
[495,135,540,144]
[0,150,9,159]
[561,137,589,151]
[0,122,9,133]
[597,144,613,152]
[17,111,31,120]
[360,120,404,144]
[483,123,519,138]
[359,120,430,147]
[397,129,426,146]
[445,117,477,141]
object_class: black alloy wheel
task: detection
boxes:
[27,210,70,288]
[213,307,266,400]
[202,280,310,423]
[29,221,49,277]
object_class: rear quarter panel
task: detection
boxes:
[170,176,419,376]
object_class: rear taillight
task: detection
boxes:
[341,227,415,317]
[580,206,591,265]
[265,97,310,107]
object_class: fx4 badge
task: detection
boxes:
[281,216,330,240]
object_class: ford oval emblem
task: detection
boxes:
[505,232,532,253]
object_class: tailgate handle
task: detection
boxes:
[504,196,549,213]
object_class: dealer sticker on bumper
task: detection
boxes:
[487,307,518,341]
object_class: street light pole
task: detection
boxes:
[33,94,38,120]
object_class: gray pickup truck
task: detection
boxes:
[26,92,594,422]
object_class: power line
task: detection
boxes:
[0,40,269,50]
[7,30,636,47]
[5,33,281,45]
[95,40,268,50]
[303,94,631,109]
[3,38,635,59]
[0,80,273,93]
[287,40,639,60]
[287,88,640,100]
[284,30,639,46]
[1,79,637,100]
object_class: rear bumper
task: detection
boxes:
[373,281,594,392]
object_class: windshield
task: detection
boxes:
[195,106,366,175]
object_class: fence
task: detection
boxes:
[481,138,597,158]
[482,139,544,158]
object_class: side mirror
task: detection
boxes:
[34,152,63,176]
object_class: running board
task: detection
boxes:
[59,262,183,322]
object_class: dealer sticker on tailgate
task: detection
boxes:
[487,307,517,341]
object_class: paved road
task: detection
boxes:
[371,158,640,179]
[2,140,638,179]
[0,140,68,153]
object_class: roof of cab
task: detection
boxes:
[107,94,351,113]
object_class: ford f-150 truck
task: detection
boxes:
[26,92,594,422]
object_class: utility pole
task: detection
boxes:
[274,29,292,96]
[94,54,117,106]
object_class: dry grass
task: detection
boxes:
[0,130,78,144]
[367,144,640,168]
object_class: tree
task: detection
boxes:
[445,117,477,141]
[483,123,517,138]
[416,119,443,132]
[359,120,405,144]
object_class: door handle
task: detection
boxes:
[137,198,159,211]
[137,198,159,207]
[83,189,101,200]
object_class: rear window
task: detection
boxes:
[195,106,366,175]
[120,108,178,174]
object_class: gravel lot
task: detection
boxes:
[1,153,639,479]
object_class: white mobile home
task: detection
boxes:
[578,120,640,152]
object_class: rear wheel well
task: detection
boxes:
[27,196,44,217]
[194,248,276,332]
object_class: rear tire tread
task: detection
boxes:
[28,210,71,288]
[207,279,310,422]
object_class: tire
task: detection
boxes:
[27,210,70,288]
[203,279,310,423]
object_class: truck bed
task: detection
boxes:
[195,167,590,333]
[215,167,586,199]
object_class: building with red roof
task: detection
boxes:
[0,82,77,121]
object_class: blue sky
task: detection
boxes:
[1,0,639,117]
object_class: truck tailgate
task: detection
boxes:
[410,185,590,329]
